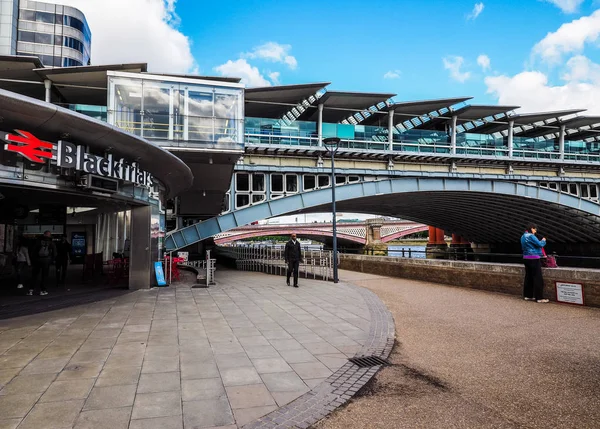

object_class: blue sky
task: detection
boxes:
[60,0,600,113]
[167,0,600,108]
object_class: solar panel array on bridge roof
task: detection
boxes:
[296,90,396,123]
[360,97,472,126]
[467,109,584,135]
[245,82,329,119]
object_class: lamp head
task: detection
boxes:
[323,137,341,147]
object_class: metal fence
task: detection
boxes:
[217,246,334,281]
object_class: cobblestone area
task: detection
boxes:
[242,284,395,429]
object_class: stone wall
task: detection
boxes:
[340,254,600,307]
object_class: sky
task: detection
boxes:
[55,0,600,114]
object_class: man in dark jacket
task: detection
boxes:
[29,231,56,296]
[55,235,72,286]
[284,233,302,287]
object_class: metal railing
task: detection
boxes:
[217,245,334,281]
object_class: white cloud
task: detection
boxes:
[53,0,196,73]
[443,56,471,83]
[244,42,298,70]
[477,54,491,71]
[533,10,600,63]
[467,2,485,20]
[214,59,271,87]
[383,70,401,79]
[543,0,585,13]
[268,71,281,85]
[485,55,600,113]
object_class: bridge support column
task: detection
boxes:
[363,218,388,255]
[508,120,514,158]
[426,226,447,259]
[388,109,394,151]
[318,103,324,146]
[450,234,472,258]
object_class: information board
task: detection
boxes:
[555,282,585,305]
[154,261,167,286]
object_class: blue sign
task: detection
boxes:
[154,261,167,286]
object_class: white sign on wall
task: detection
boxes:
[555,282,585,305]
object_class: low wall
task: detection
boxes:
[340,254,600,307]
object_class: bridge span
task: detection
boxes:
[213,220,429,246]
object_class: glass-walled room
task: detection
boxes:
[107,72,245,150]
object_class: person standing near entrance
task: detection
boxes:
[521,224,549,303]
[55,235,72,286]
[29,231,56,296]
[15,237,31,290]
[284,233,302,288]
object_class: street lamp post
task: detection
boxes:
[323,137,340,283]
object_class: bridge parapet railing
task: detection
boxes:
[216,245,333,281]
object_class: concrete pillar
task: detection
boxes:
[559,125,565,160]
[129,205,152,289]
[450,115,458,154]
[44,79,51,103]
[388,109,395,151]
[317,103,324,147]
[507,120,514,158]
[364,218,387,255]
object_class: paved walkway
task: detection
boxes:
[317,271,600,429]
[0,270,379,429]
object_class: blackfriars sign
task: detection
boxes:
[3,130,154,188]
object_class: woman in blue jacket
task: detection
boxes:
[520,224,549,303]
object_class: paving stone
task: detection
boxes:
[183,396,235,428]
[69,349,111,364]
[142,356,180,373]
[221,366,263,387]
[131,391,182,419]
[0,392,42,419]
[84,384,137,410]
[244,345,280,359]
[0,368,22,390]
[40,378,96,402]
[277,348,318,364]
[19,357,69,375]
[57,362,103,381]
[0,418,21,429]
[271,390,308,407]
[261,372,308,392]
[290,362,333,380]
[252,357,294,374]
[302,341,341,355]
[0,373,56,395]
[233,405,278,427]
[18,399,84,429]
[129,415,183,429]
[138,372,181,393]
[181,360,221,380]
[215,352,253,370]
[74,406,132,429]
[95,365,141,387]
[226,384,276,409]
[182,378,226,402]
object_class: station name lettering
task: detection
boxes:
[57,141,154,188]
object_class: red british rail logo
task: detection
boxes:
[4,130,54,163]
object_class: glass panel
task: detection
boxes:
[286,175,298,192]
[113,80,143,135]
[215,93,238,144]
[272,174,283,192]
[252,174,265,192]
[187,89,213,142]
[318,175,330,188]
[244,118,317,146]
[236,173,249,192]
[569,184,578,195]
[304,175,316,191]
[590,186,598,199]
[142,82,170,140]
[252,194,265,204]
[560,183,568,193]
[349,176,360,183]
[335,176,346,185]
[581,184,589,198]
[236,194,250,209]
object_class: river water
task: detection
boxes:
[387,245,426,258]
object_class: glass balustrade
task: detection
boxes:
[513,137,559,159]
[244,117,317,146]
[392,129,450,153]
[455,133,508,156]
[564,140,600,162]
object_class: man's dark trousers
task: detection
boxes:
[56,258,68,285]
[287,260,299,287]
[31,258,51,292]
